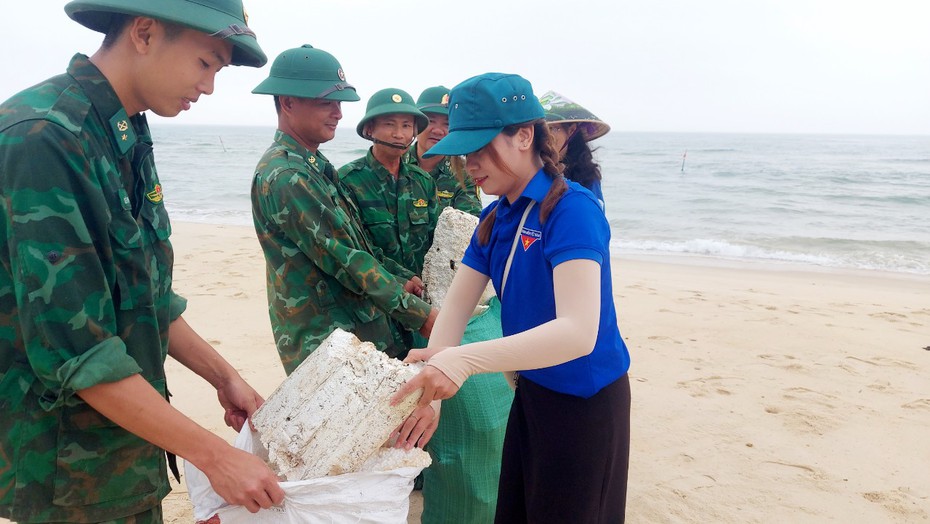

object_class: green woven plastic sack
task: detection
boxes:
[422,297,514,523]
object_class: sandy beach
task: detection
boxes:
[6,221,925,523]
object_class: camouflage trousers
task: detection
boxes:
[41,505,163,524]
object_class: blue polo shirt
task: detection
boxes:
[462,169,630,398]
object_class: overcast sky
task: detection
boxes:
[3,1,928,135]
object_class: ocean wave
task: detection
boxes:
[611,238,930,275]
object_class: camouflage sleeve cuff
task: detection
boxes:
[386,260,416,282]
[168,290,188,323]
[45,337,144,410]
[372,246,416,282]
[390,293,431,330]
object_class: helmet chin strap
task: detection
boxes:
[371,137,410,150]
[562,127,580,153]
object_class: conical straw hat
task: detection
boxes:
[538,90,610,142]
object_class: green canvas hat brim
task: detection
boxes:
[356,105,429,139]
[252,78,360,101]
[422,127,501,158]
[65,0,267,67]
[417,104,449,116]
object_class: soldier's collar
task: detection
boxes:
[403,143,419,165]
[68,54,139,157]
[274,129,329,173]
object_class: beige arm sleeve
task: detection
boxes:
[428,258,602,386]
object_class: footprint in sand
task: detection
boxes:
[869,311,908,323]
[866,380,899,394]
[782,386,838,409]
[626,284,657,294]
[862,489,929,520]
[901,398,930,410]
[766,388,839,435]
[680,290,707,303]
[783,409,837,435]
[647,335,683,345]
[676,375,742,397]
[845,355,918,371]
[757,353,807,373]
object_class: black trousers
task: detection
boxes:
[495,373,631,524]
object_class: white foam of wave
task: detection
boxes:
[611,238,930,275]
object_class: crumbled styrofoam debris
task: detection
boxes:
[251,329,423,480]
[357,446,432,472]
[422,207,495,313]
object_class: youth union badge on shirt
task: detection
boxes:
[520,227,541,251]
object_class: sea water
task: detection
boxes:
[151,125,930,275]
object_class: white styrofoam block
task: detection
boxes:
[251,329,423,480]
[422,207,495,312]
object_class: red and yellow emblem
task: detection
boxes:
[146,184,164,204]
[413,198,428,208]
[520,227,541,251]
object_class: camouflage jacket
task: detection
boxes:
[404,144,482,216]
[252,131,431,374]
[0,55,184,522]
[339,149,439,276]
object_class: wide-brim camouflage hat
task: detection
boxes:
[416,85,451,116]
[356,88,428,139]
[65,0,267,67]
[424,73,544,158]
[252,45,359,101]
[538,90,610,142]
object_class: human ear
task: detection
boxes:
[129,17,158,51]
[517,126,535,150]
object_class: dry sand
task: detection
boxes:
[5,221,926,523]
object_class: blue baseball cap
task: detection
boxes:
[423,73,545,158]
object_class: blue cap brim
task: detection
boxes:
[422,127,501,158]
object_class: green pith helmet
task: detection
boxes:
[538,90,610,142]
[64,0,267,67]
[252,45,359,101]
[416,86,451,116]
[356,88,428,139]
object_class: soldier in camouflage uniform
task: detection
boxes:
[251,45,440,448]
[0,2,284,523]
[404,86,483,216]
[339,89,439,278]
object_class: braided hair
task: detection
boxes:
[476,119,567,245]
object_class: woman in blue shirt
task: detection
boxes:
[393,73,631,523]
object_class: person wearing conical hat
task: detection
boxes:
[393,73,631,523]
[539,90,611,209]
[404,86,483,216]
[251,46,436,381]
[0,2,283,522]
[339,89,439,279]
